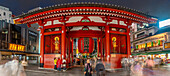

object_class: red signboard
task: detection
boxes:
[78,37,94,53]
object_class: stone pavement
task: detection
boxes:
[25,64,170,76]
[25,64,129,76]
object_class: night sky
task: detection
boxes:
[0,0,170,21]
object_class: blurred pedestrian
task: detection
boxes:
[93,57,97,72]
[95,58,105,76]
[54,57,57,71]
[21,58,28,70]
[57,57,61,71]
[131,62,143,76]
[62,58,67,72]
[0,56,26,76]
[154,57,161,68]
[84,59,93,76]
[145,57,155,70]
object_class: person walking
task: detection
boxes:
[95,58,105,76]
[145,57,155,70]
[54,57,57,71]
[21,58,28,70]
[131,62,143,76]
[145,57,155,75]
[84,59,93,76]
[57,57,61,71]
[62,58,67,72]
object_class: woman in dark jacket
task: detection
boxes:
[84,59,93,76]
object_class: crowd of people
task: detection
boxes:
[53,57,106,76]
[53,57,67,72]
[121,57,163,76]
[84,58,105,76]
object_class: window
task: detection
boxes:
[44,27,60,32]
[11,25,21,44]
[4,12,6,16]
[137,32,145,38]
[147,42,151,47]
[149,33,152,36]
[9,14,11,17]
[119,28,126,32]
[138,43,145,50]
[111,28,116,31]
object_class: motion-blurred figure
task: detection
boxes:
[0,57,26,76]
[62,58,67,72]
[154,57,161,68]
[21,58,28,70]
[95,58,105,76]
[145,57,155,70]
[131,61,143,76]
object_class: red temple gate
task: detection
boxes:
[14,2,157,69]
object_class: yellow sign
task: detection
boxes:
[9,43,25,51]
[13,19,22,24]
[164,43,170,49]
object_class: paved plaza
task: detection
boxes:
[25,64,170,76]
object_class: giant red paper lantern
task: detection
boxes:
[78,37,94,53]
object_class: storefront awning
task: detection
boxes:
[132,50,170,56]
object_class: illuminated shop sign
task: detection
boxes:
[9,43,25,51]
[164,42,170,50]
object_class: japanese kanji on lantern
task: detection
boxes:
[78,37,94,53]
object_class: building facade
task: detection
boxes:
[0,20,39,64]
[131,24,170,60]
[0,6,12,23]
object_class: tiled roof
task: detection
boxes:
[15,2,153,18]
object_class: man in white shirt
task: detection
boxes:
[62,58,67,72]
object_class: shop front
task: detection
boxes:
[0,43,39,64]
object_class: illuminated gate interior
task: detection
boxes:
[14,2,157,69]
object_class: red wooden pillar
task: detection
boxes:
[71,38,74,64]
[68,37,70,64]
[40,26,44,67]
[97,38,100,57]
[100,38,103,58]
[126,20,132,57]
[127,28,131,57]
[61,25,66,59]
[105,25,110,61]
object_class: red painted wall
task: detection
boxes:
[110,54,128,68]
[110,34,127,54]
[44,35,61,54]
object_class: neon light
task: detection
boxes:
[159,19,170,27]
[9,43,25,51]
